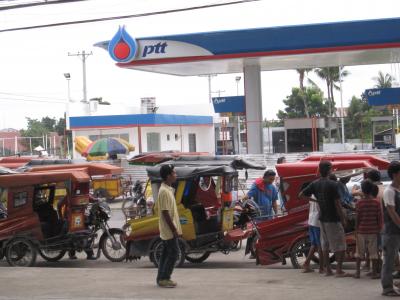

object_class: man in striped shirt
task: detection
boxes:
[353,179,382,279]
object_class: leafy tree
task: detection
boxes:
[264,118,283,127]
[277,86,329,120]
[373,71,393,88]
[296,68,313,118]
[345,95,390,142]
[19,116,70,155]
[314,67,349,142]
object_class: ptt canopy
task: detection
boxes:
[146,156,265,182]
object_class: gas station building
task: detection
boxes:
[93,17,400,154]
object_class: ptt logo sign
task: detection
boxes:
[142,42,168,58]
[108,26,169,63]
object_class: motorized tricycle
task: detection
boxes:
[125,156,264,267]
[253,154,390,268]
[0,163,125,266]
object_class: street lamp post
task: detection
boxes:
[235,76,241,154]
[63,73,72,158]
[63,73,71,102]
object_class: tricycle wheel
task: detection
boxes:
[38,249,66,262]
[290,238,336,268]
[150,238,185,268]
[6,238,37,267]
[100,228,126,262]
[290,238,310,269]
[185,251,210,263]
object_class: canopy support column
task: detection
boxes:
[244,64,263,154]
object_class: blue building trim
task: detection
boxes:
[69,114,213,129]
[138,18,400,55]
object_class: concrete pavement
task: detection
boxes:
[0,249,385,300]
[0,201,385,300]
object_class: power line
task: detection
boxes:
[0,0,260,33]
[0,91,66,101]
[0,0,88,11]
[0,97,66,104]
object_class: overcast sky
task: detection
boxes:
[1,0,400,129]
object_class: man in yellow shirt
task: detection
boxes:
[156,164,182,288]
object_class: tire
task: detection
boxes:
[150,239,185,268]
[38,249,66,262]
[100,228,126,262]
[290,238,335,269]
[185,251,211,263]
[6,238,37,267]
[290,238,310,269]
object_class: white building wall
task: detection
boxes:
[71,125,215,158]
[140,126,214,153]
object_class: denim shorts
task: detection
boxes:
[308,225,321,247]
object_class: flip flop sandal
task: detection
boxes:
[302,268,315,273]
[335,272,353,278]
[382,290,400,297]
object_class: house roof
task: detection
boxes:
[69,114,213,130]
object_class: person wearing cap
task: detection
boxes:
[156,164,182,288]
[242,169,278,218]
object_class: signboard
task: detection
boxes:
[364,87,400,106]
[212,96,245,116]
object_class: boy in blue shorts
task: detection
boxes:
[302,199,324,273]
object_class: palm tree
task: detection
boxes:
[296,68,313,118]
[314,67,349,142]
[373,71,393,88]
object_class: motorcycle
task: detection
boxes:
[233,198,262,228]
[233,198,262,258]
[84,199,126,262]
[121,180,148,220]
[38,199,126,263]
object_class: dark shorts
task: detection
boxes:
[309,225,321,247]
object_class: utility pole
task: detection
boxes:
[199,74,216,103]
[68,51,93,102]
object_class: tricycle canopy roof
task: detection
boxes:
[276,154,390,179]
[128,151,211,166]
[24,163,123,177]
[299,154,389,170]
[0,170,91,188]
[147,156,265,182]
[0,163,123,188]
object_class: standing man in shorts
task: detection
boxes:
[299,160,349,277]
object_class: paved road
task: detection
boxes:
[0,245,385,300]
[0,202,385,300]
